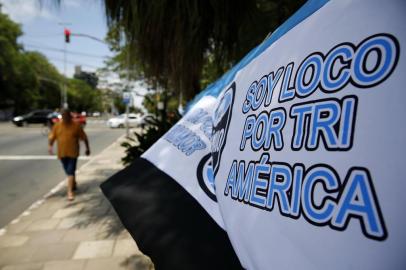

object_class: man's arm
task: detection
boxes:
[48,125,56,155]
[84,137,91,156]
[79,126,91,156]
[48,139,55,155]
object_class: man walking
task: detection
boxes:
[48,109,90,200]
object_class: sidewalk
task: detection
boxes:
[0,136,154,270]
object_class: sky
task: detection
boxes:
[0,0,147,108]
[1,0,112,77]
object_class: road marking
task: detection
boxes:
[0,155,91,160]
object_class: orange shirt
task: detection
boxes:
[49,121,87,159]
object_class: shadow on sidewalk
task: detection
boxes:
[42,169,154,269]
[47,169,125,238]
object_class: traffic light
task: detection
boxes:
[64,28,71,43]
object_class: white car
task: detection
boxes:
[107,114,142,128]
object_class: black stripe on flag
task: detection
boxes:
[100,157,243,270]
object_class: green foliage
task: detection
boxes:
[112,92,126,114]
[74,71,98,89]
[121,113,180,165]
[142,91,179,115]
[0,12,24,110]
[67,79,103,112]
[24,51,62,110]
[0,14,50,113]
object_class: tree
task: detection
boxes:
[0,12,24,110]
[48,0,305,102]
[112,91,126,114]
[103,0,305,100]
[142,91,178,116]
[11,53,40,114]
[0,13,63,114]
[74,70,98,89]
[24,51,63,110]
[67,79,103,112]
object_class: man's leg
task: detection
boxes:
[65,158,78,200]
[73,176,77,191]
[67,175,75,200]
[72,158,78,191]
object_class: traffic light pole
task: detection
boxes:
[63,40,68,109]
[59,22,71,109]
[59,29,106,109]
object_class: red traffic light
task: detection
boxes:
[64,28,71,43]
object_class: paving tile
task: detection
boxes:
[57,216,92,230]
[30,243,78,263]
[83,257,128,270]
[0,246,38,267]
[73,240,114,259]
[86,206,110,217]
[4,221,33,234]
[95,222,123,240]
[112,239,139,257]
[42,200,68,211]
[20,207,55,222]
[26,219,60,232]
[84,255,154,270]
[43,259,86,270]
[107,207,116,215]
[52,206,83,219]
[0,235,29,248]
[58,201,88,212]
[74,193,99,200]
[26,230,67,246]
[125,255,154,270]
[76,175,97,182]
[116,230,131,240]
[61,229,98,242]
[1,262,43,270]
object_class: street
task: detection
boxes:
[0,121,124,228]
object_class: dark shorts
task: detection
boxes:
[60,157,78,176]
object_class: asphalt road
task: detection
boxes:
[0,121,125,228]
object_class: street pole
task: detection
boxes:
[59,22,71,109]
[125,102,129,137]
[63,40,68,109]
[125,50,131,137]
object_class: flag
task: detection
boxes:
[102,0,406,269]
[101,95,243,270]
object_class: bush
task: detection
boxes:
[121,113,181,165]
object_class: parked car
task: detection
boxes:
[107,113,146,128]
[48,112,87,126]
[12,109,53,127]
